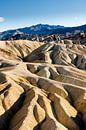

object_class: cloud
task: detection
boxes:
[0,17,5,22]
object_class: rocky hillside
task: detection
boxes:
[0,40,86,130]
[0,24,86,40]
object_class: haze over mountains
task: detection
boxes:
[0,24,86,40]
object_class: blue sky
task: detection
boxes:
[0,0,86,31]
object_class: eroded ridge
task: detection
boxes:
[0,40,86,130]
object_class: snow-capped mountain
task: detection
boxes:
[0,24,86,40]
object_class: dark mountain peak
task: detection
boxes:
[32,23,65,28]
[0,24,86,40]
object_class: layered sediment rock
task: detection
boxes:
[0,40,86,130]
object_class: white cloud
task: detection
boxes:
[0,17,5,22]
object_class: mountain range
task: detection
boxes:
[0,24,86,40]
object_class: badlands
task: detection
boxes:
[0,40,86,130]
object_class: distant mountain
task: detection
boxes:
[50,24,86,35]
[19,24,65,34]
[0,24,86,40]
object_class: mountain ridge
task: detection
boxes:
[0,24,86,40]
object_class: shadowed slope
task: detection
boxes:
[0,40,86,130]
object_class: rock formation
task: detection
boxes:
[0,40,86,130]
